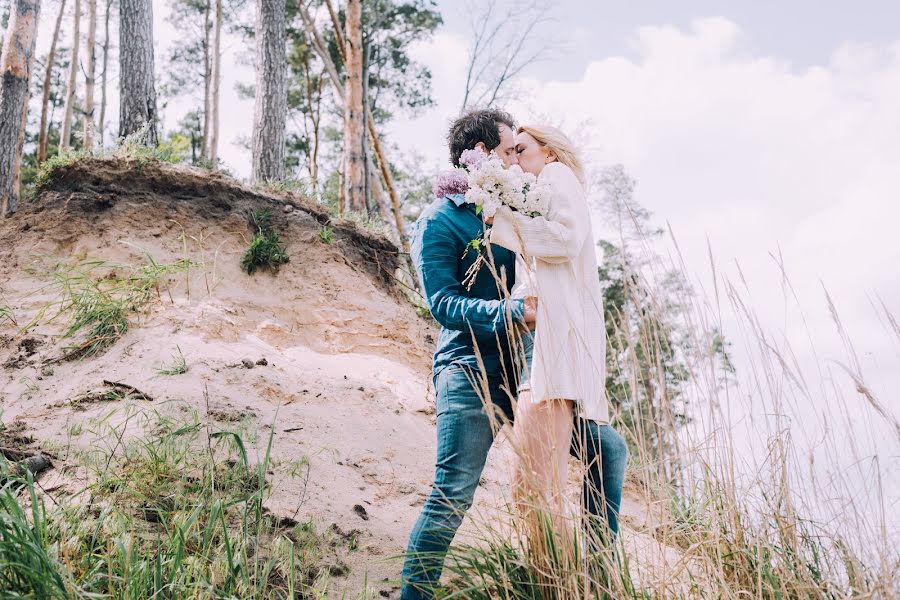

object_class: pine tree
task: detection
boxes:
[37,0,66,164]
[342,0,364,213]
[118,0,157,144]
[0,0,41,215]
[58,0,79,152]
[251,0,286,182]
[96,0,111,146]
[207,0,221,163]
[82,0,96,148]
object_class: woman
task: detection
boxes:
[487,125,610,538]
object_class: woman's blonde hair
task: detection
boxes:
[517,125,586,185]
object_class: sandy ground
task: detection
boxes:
[0,159,688,598]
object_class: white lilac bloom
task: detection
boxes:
[462,153,551,219]
[464,186,489,208]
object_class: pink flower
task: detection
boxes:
[459,148,488,170]
[432,169,469,198]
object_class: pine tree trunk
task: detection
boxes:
[200,0,210,159]
[208,0,221,164]
[118,0,157,145]
[97,0,109,146]
[361,39,371,212]
[342,0,364,213]
[59,0,80,152]
[0,0,41,216]
[37,0,65,164]
[11,69,30,201]
[82,0,96,149]
[318,0,409,253]
[308,66,321,194]
[251,0,286,183]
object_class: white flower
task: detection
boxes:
[482,196,502,217]
[464,187,489,207]
[461,153,552,218]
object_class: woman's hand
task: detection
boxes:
[524,296,538,330]
[483,212,494,226]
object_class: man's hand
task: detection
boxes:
[523,296,538,329]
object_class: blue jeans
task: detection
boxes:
[400,362,628,599]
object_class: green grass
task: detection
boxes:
[35,253,193,359]
[0,305,15,326]
[111,123,189,166]
[242,209,290,275]
[32,123,191,194]
[155,345,188,376]
[341,210,390,236]
[31,126,190,194]
[426,502,638,600]
[257,178,310,197]
[319,225,335,245]
[0,473,69,598]
[17,376,40,401]
[0,405,344,598]
[33,149,91,190]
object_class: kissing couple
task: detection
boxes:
[400,108,629,598]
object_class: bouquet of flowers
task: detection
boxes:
[458,149,552,219]
[433,149,553,289]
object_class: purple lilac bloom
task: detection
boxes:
[459,148,488,170]
[432,169,469,198]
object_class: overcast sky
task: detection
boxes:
[31,0,899,526]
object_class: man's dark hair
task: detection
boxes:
[447,108,516,167]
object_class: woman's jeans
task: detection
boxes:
[400,359,628,599]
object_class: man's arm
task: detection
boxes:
[412,215,529,339]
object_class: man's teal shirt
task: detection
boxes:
[410,193,525,379]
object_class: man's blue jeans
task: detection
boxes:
[400,364,628,599]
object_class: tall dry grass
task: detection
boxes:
[422,225,899,599]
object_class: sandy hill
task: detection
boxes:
[0,158,682,598]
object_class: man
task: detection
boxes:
[401,108,628,599]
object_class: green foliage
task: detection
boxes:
[318,169,341,213]
[165,111,233,172]
[33,149,91,190]
[392,151,435,224]
[32,125,188,195]
[318,225,335,245]
[281,0,441,197]
[159,0,247,168]
[161,0,212,97]
[113,124,189,165]
[241,210,290,275]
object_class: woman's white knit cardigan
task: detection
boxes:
[489,162,609,423]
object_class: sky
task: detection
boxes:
[29,0,900,534]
